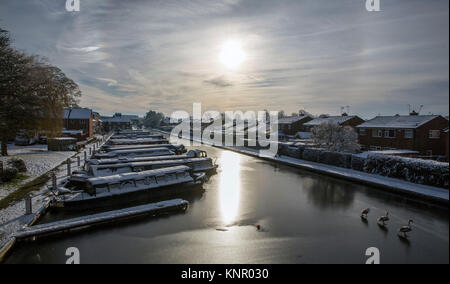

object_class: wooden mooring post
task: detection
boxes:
[25,195,32,215]
[77,156,81,168]
[67,158,71,177]
[52,173,57,191]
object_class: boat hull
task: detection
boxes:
[51,181,203,211]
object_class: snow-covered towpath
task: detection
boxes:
[0,136,109,260]
[158,130,449,204]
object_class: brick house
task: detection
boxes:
[101,113,133,132]
[278,115,313,135]
[356,115,449,157]
[303,114,365,131]
[63,108,93,140]
[92,112,102,134]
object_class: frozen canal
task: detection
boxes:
[4,142,449,264]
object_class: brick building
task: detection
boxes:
[356,114,449,157]
[63,108,93,140]
[303,114,365,131]
[278,115,313,135]
[101,113,133,132]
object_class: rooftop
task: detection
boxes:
[278,115,311,125]
[304,115,359,126]
[356,115,441,129]
[64,108,92,119]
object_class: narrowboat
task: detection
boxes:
[93,147,175,159]
[50,166,206,210]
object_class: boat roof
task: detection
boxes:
[109,138,168,144]
[87,165,191,186]
[92,158,210,170]
[103,144,182,152]
[98,147,173,155]
[89,151,202,165]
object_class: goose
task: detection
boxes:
[398,220,413,238]
[377,211,389,226]
[360,208,370,220]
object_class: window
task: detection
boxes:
[384,129,396,138]
[404,129,413,139]
[426,150,433,156]
[369,146,382,151]
[359,128,366,136]
[429,130,440,139]
[372,129,382,138]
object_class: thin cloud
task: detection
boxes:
[0,0,448,117]
[203,76,233,87]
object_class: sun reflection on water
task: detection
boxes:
[218,151,242,225]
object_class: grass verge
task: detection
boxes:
[3,173,30,187]
[0,172,51,211]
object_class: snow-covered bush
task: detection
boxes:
[316,151,352,168]
[7,158,27,173]
[302,148,323,162]
[311,122,360,153]
[1,167,18,182]
[285,147,301,159]
[277,143,302,159]
[364,154,449,188]
[350,155,365,171]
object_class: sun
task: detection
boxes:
[219,40,246,69]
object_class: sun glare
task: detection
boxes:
[219,40,246,69]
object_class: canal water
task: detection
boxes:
[5,142,449,264]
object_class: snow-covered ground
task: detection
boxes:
[0,144,75,199]
[0,143,76,200]
[0,140,106,254]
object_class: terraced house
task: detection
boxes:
[277,115,313,136]
[303,114,365,131]
[356,114,449,159]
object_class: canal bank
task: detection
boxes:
[156,130,449,207]
[0,135,111,262]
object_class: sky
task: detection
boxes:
[0,0,448,119]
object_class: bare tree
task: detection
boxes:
[311,121,360,153]
[0,28,81,155]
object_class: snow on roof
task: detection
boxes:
[51,137,77,141]
[89,152,198,165]
[87,165,191,186]
[356,115,440,129]
[91,158,210,173]
[295,132,311,139]
[278,115,311,125]
[62,129,83,135]
[64,108,92,119]
[104,144,181,152]
[101,116,132,123]
[304,116,358,126]
[120,115,140,121]
[372,150,419,155]
[109,138,168,145]
[94,147,173,158]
